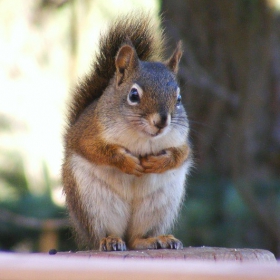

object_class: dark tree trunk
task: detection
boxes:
[161,0,280,256]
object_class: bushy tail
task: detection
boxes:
[67,13,165,126]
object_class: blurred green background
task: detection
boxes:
[0,0,280,258]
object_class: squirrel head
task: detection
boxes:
[99,41,187,139]
[115,40,182,84]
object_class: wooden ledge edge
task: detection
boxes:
[55,246,276,262]
[0,251,279,280]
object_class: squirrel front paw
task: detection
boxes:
[141,145,189,174]
[141,150,174,174]
[130,235,183,250]
[99,236,127,251]
[115,148,144,176]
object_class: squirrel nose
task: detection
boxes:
[154,113,168,129]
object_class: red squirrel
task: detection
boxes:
[62,13,192,251]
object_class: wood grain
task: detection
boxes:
[58,246,276,262]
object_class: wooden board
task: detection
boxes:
[0,249,279,280]
[58,246,276,262]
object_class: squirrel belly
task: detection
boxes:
[62,13,193,251]
[66,151,191,250]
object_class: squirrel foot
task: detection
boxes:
[99,236,127,251]
[130,235,183,250]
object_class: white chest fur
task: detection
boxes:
[70,152,191,202]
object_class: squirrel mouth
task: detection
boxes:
[141,123,167,137]
[152,131,161,137]
[148,128,163,137]
[142,129,160,137]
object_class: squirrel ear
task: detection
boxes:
[165,41,183,74]
[115,44,139,86]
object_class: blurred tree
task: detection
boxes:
[161,0,280,256]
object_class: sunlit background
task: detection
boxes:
[0,0,158,200]
[0,0,158,251]
[1,0,280,256]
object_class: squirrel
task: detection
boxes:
[62,13,192,251]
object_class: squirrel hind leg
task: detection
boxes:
[129,235,183,250]
[99,236,127,251]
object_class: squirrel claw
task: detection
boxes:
[123,163,144,177]
[99,236,127,251]
[130,235,183,250]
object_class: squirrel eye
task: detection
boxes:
[176,94,182,107]
[176,87,181,107]
[128,87,140,105]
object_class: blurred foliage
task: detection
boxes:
[0,115,69,252]
[175,171,276,250]
[0,114,13,133]
[0,151,28,198]
[0,158,67,251]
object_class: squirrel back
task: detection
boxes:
[67,13,165,126]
